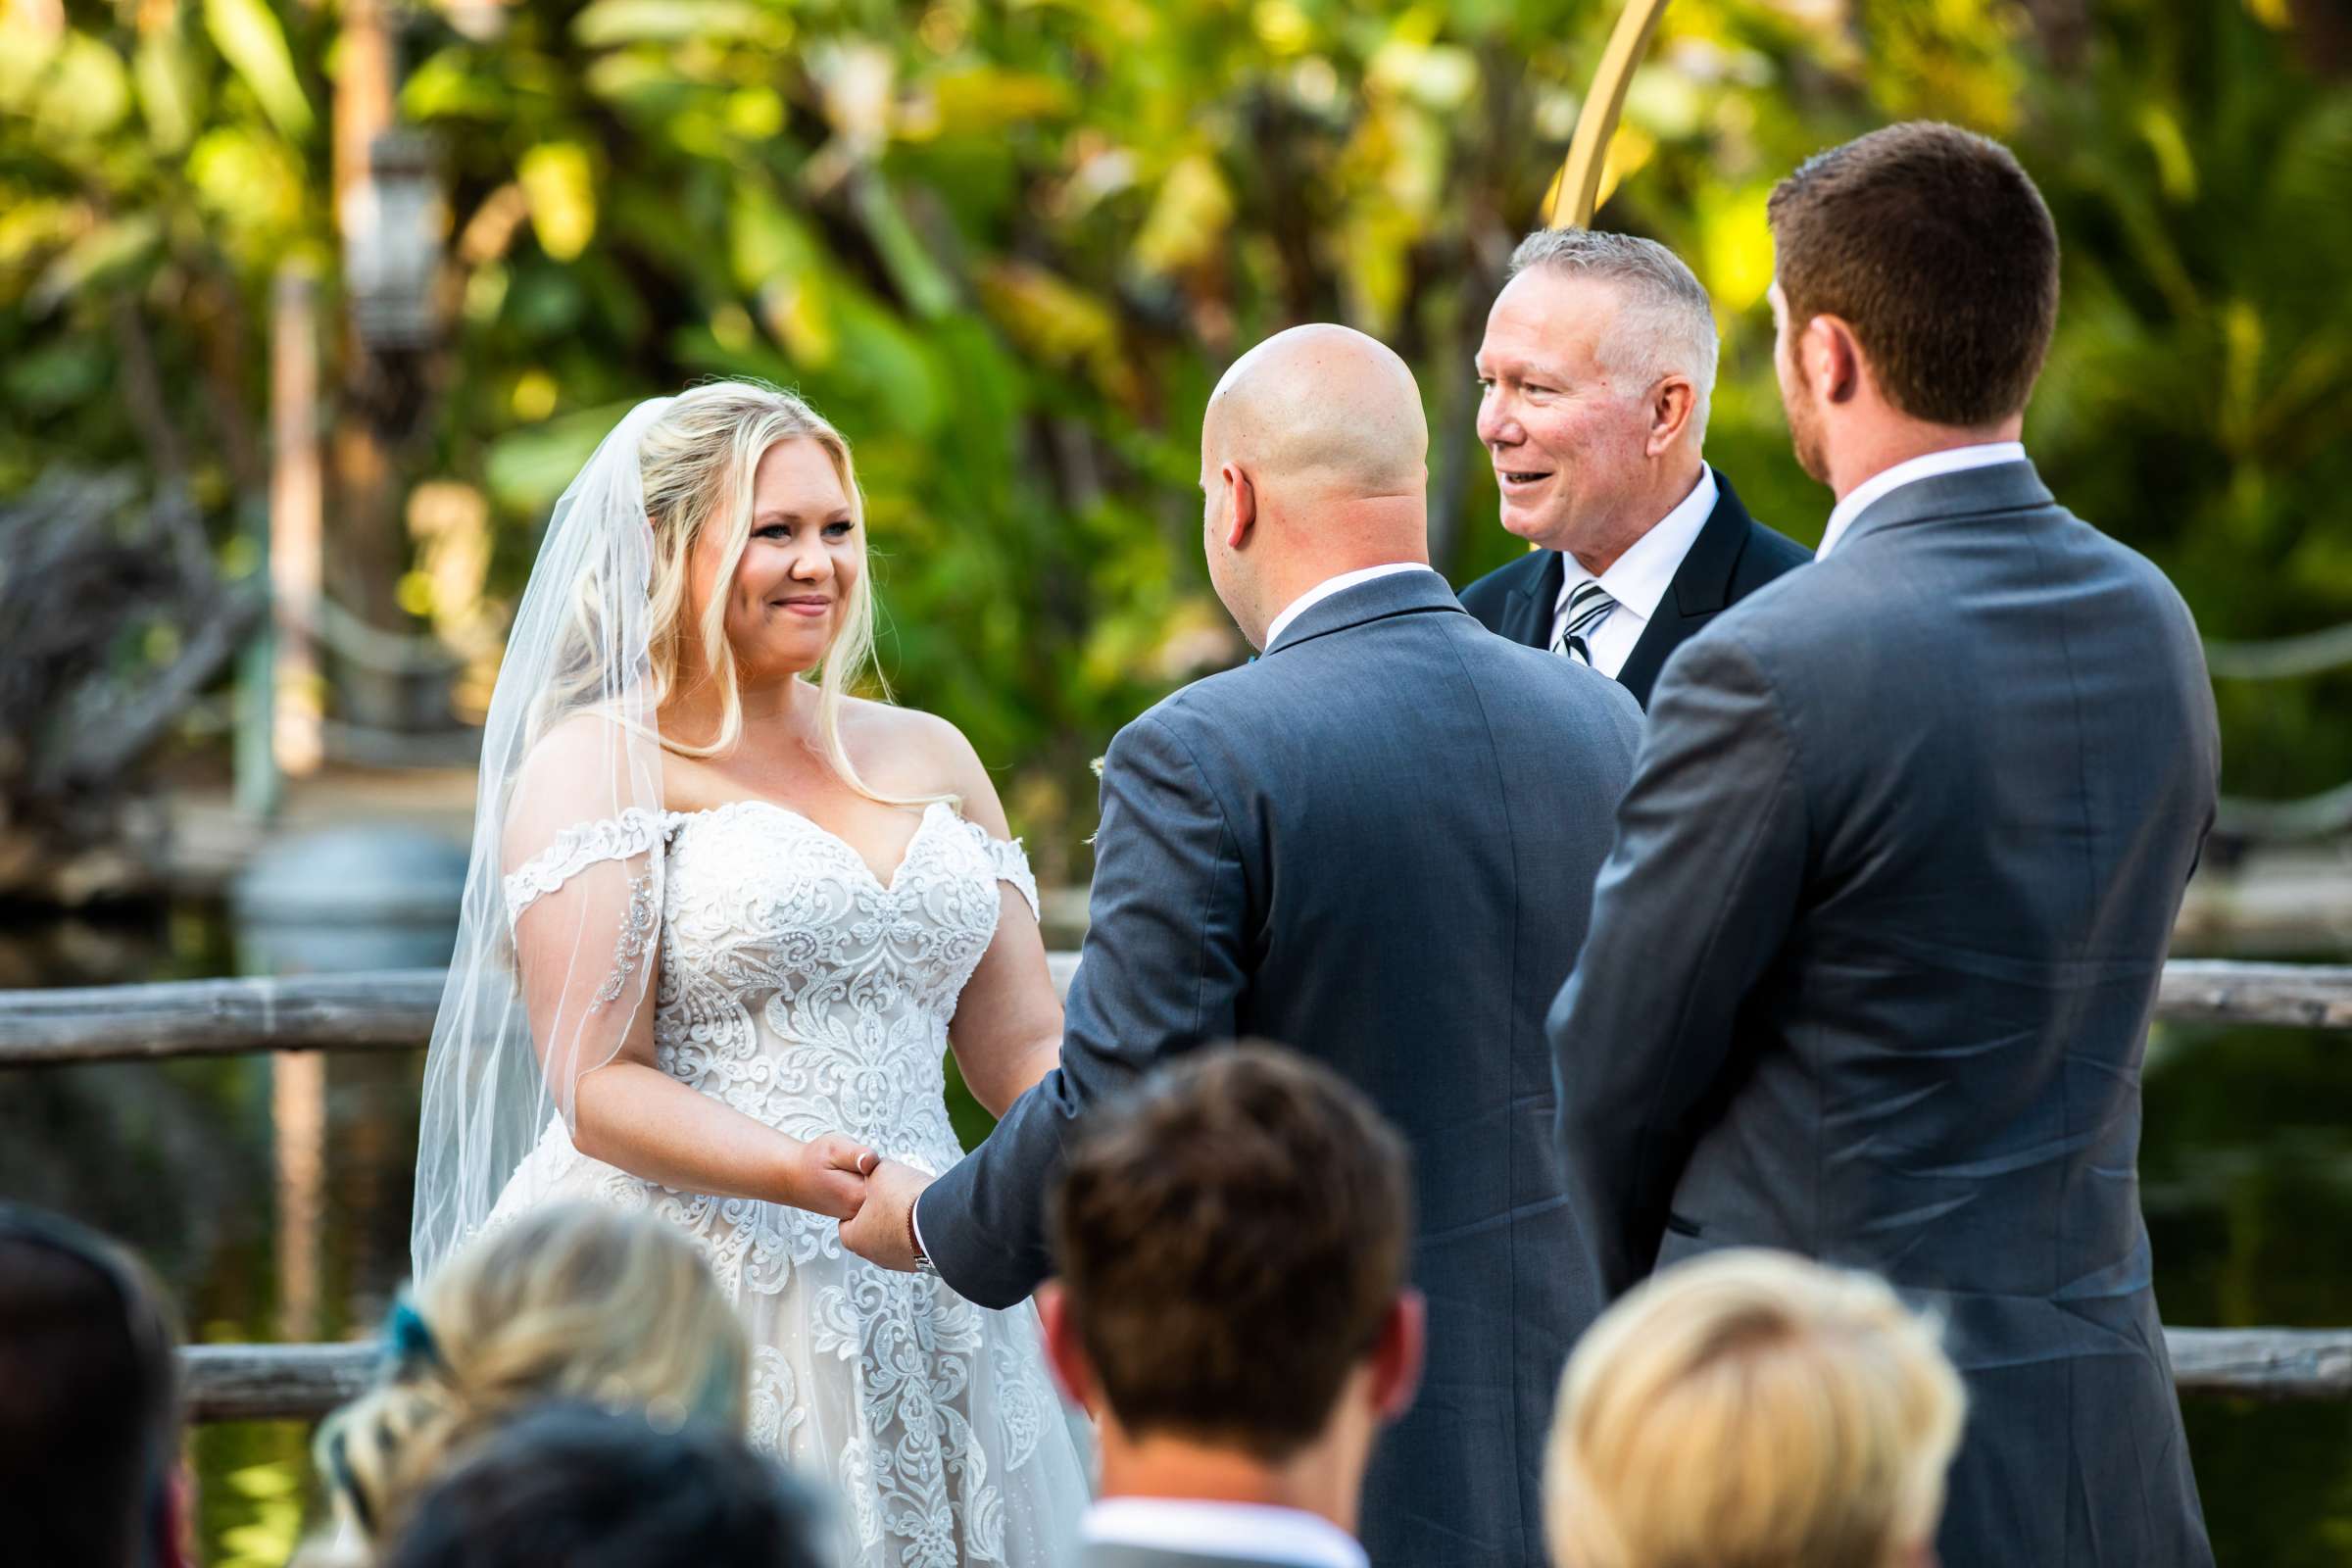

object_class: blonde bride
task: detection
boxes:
[412,381,1090,1566]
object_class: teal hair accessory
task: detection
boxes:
[384,1295,440,1372]
[691,1339,747,1426]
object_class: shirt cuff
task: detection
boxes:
[910,1196,930,1263]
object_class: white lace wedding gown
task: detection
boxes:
[485,797,1091,1566]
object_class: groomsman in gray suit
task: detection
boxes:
[1037,1046,1422,1568]
[846,323,1644,1564]
[1549,122,2217,1567]
[1458,229,1809,708]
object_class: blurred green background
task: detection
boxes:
[5,0,2352,1563]
[7,0,2352,867]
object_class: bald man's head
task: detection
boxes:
[1203,325,1428,497]
[1198,325,1434,651]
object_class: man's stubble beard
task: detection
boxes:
[1782,358,1829,485]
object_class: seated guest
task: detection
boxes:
[0,1204,189,1568]
[1460,227,1808,707]
[382,1402,828,1568]
[1039,1044,1424,1568]
[307,1202,749,1559]
[1544,1250,1964,1568]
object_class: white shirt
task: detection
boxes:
[1815,441,2028,559]
[1081,1497,1369,1568]
[1549,466,1717,678]
[1263,563,1439,652]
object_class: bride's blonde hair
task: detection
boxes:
[307,1203,747,1557]
[636,379,902,794]
[532,380,906,800]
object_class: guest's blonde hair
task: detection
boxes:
[310,1203,747,1553]
[1545,1250,1965,1568]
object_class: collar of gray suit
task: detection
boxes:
[1263,566,1459,655]
[1838,458,2052,550]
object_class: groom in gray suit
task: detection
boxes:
[846,323,1644,1564]
[1549,122,2217,1567]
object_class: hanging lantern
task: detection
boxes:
[342,130,445,353]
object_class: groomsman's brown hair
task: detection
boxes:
[1049,1043,1414,1459]
[1768,121,2060,427]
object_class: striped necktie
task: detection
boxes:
[1552,580,1617,664]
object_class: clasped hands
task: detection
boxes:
[794,1133,934,1274]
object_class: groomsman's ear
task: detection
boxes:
[1036,1283,1101,1415]
[1220,462,1257,550]
[1806,314,1864,406]
[1368,1289,1427,1425]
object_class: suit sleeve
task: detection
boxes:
[916,710,1249,1306]
[1548,629,1809,1297]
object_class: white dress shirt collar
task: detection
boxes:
[1262,562,1438,652]
[1081,1497,1368,1568]
[1816,441,2028,559]
[1549,466,1716,678]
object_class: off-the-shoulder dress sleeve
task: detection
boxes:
[503,807,671,922]
[957,814,1040,921]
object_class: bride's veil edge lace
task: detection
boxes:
[410,396,678,1281]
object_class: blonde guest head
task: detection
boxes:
[1544,1249,1965,1568]
[311,1202,747,1554]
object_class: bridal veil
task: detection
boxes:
[410,397,677,1279]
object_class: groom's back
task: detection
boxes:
[1133,576,1642,1564]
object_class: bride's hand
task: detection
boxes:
[789,1134,879,1219]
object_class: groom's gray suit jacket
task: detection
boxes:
[1549,460,2218,1568]
[919,568,1644,1566]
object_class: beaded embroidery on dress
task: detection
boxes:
[487,798,1088,1567]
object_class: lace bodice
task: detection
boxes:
[506,797,1037,1172]
[487,796,1088,1566]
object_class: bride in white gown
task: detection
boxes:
[411,382,1091,1566]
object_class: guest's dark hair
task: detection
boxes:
[0,1204,182,1568]
[1050,1042,1413,1461]
[1768,121,2059,426]
[381,1402,828,1568]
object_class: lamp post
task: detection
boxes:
[331,103,445,730]
[342,130,444,356]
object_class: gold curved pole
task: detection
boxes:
[1546,0,1675,229]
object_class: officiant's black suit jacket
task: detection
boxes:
[918,569,1644,1567]
[1549,460,2218,1568]
[1455,466,1810,707]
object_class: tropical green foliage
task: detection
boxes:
[6,0,2350,853]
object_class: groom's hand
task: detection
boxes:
[840,1159,932,1273]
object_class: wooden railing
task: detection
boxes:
[1,957,2341,1068]
[174,1328,2352,1424]
[172,1327,2349,1421]
[6,956,2347,1415]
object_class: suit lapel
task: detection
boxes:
[1503,550,1566,651]
[1614,467,1749,707]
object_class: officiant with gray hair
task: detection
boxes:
[1459,229,1808,706]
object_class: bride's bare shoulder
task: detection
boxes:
[508,711,654,811]
[839,699,1005,829]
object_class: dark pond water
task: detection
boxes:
[1,902,2346,1564]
